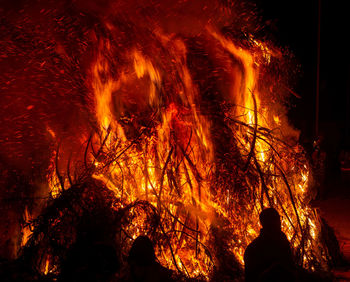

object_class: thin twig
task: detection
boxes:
[243,91,258,171]
[55,144,65,192]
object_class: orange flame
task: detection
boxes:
[47,21,328,278]
[21,206,32,247]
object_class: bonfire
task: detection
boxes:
[0,0,337,280]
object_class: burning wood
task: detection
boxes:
[0,0,337,280]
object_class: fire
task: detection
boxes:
[26,1,329,279]
[44,257,50,275]
[21,207,33,247]
[45,26,327,278]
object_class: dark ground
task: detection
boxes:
[315,168,350,280]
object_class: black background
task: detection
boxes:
[258,0,350,149]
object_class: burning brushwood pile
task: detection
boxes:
[0,0,338,280]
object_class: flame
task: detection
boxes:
[21,206,32,247]
[133,50,161,106]
[46,126,56,139]
[45,13,328,279]
[43,257,50,275]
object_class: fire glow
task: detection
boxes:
[9,0,330,278]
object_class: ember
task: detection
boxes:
[0,0,333,280]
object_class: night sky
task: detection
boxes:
[258,0,350,148]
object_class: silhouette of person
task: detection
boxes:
[128,236,174,282]
[59,210,120,282]
[59,241,120,282]
[244,208,296,282]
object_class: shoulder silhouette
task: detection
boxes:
[244,208,296,282]
[128,236,175,282]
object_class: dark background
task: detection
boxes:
[257,0,350,150]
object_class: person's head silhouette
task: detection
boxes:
[128,235,156,267]
[259,208,281,233]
